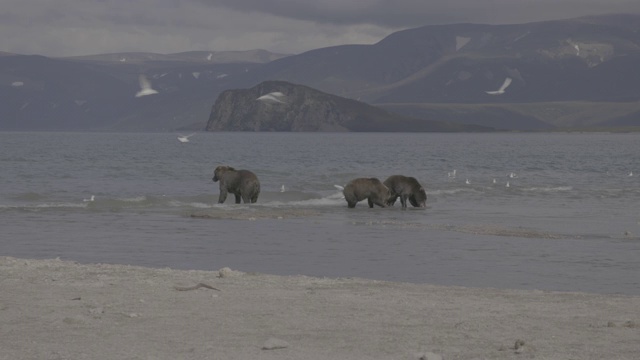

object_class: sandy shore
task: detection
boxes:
[1,257,638,360]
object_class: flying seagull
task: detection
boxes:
[256,91,287,104]
[485,77,512,95]
[177,133,195,143]
[135,75,159,97]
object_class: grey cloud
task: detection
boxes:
[200,0,470,26]
[1,0,639,57]
[202,0,640,27]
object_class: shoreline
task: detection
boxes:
[1,256,639,359]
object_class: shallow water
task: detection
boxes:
[1,131,639,294]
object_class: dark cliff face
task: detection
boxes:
[206,81,350,131]
[205,81,490,132]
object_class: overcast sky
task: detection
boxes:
[2,0,639,57]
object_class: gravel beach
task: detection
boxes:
[1,257,638,360]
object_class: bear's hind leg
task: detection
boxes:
[387,195,398,206]
[367,198,375,208]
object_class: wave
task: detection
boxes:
[0,190,346,214]
[2,182,636,216]
[0,202,89,212]
[0,194,168,213]
[427,188,481,196]
[119,196,148,203]
[8,192,49,201]
[168,200,213,209]
[190,207,322,221]
[346,220,589,240]
[430,223,579,239]
[521,186,573,192]
[262,197,344,207]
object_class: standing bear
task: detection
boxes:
[342,177,390,208]
[383,175,427,209]
[212,165,261,204]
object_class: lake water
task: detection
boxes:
[1,131,639,294]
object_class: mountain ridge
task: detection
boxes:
[1,14,639,131]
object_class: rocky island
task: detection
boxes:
[206,81,489,132]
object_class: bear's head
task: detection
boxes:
[212,165,236,182]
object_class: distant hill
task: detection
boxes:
[0,55,133,130]
[0,51,283,131]
[243,15,640,103]
[206,81,490,132]
[1,14,640,131]
[63,49,289,65]
[233,14,640,130]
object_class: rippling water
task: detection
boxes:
[1,131,639,294]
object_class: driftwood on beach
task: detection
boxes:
[173,282,221,291]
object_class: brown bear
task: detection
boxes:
[342,177,390,208]
[212,166,260,204]
[383,175,427,209]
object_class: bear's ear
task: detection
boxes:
[214,166,230,174]
[227,166,236,171]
